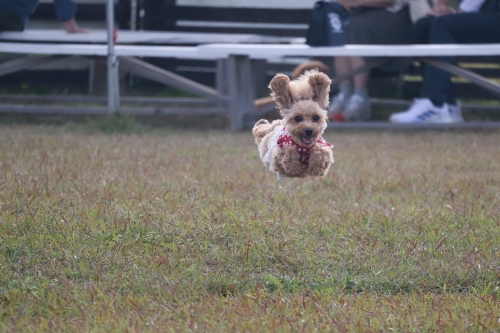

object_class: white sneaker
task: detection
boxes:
[328,92,349,115]
[390,98,453,124]
[449,102,464,123]
[341,94,371,122]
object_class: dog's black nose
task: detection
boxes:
[305,129,313,136]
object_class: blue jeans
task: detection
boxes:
[413,12,500,106]
[0,6,23,32]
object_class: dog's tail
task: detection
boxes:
[252,119,281,145]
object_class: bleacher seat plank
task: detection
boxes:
[198,43,500,58]
[116,45,208,59]
[0,42,108,56]
[151,1,313,36]
[5,42,491,60]
[0,42,205,59]
[176,0,316,8]
[0,30,290,45]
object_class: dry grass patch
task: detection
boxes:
[1,125,499,332]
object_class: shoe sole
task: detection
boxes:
[389,117,460,124]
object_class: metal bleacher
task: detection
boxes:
[0,0,499,130]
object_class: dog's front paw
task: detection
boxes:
[308,145,334,177]
[272,149,286,174]
[282,146,303,176]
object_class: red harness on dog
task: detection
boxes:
[276,127,333,165]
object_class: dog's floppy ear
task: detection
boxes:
[269,74,291,111]
[308,72,332,110]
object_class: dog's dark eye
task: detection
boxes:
[312,115,320,122]
[312,94,317,101]
[294,116,302,122]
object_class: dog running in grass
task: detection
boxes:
[252,69,334,179]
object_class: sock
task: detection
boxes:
[339,83,353,98]
[354,87,368,100]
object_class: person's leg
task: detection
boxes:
[336,56,371,122]
[422,12,500,106]
[336,8,411,121]
[438,12,500,44]
[334,56,352,85]
[412,16,435,95]
[334,55,369,92]
[350,56,369,98]
[331,54,372,123]
[390,16,450,123]
[412,16,434,45]
[334,56,354,95]
[391,12,500,123]
[329,56,354,115]
[420,17,458,106]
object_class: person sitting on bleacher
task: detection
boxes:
[0,0,87,33]
[390,0,500,123]
[328,0,413,122]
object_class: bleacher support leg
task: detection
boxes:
[251,59,267,101]
[216,59,228,109]
[226,55,255,131]
[106,0,120,113]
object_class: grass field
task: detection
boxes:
[1,123,500,332]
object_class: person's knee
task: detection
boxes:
[433,14,459,28]
[414,16,433,30]
[429,15,458,43]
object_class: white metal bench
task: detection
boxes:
[0,28,296,117]
[0,42,227,115]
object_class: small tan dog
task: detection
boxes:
[252,69,334,179]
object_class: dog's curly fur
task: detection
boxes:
[252,69,334,178]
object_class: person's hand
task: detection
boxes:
[64,18,89,34]
[427,4,456,16]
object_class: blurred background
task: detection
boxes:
[0,0,498,126]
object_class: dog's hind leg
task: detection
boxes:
[252,119,270,145]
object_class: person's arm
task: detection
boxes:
[53,0,88,33]
[335,0,394,11]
